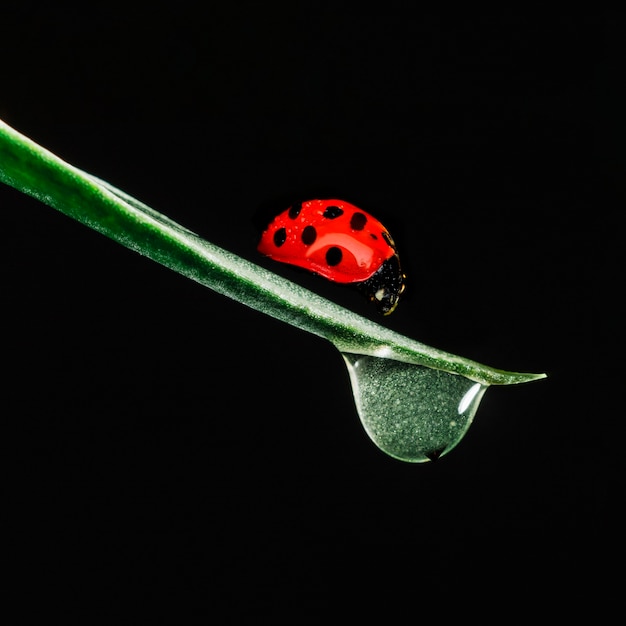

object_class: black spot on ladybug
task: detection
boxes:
[350,212,367,230]
[323,206,344,219]
[370,233,378,240]
[382,231,396,249]
[325,246,343,266]
[288,202,302,219]
[301,225,317,245]
[273,227,287,247]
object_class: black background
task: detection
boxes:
[3,5,623,621]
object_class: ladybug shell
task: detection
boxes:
[258,199,406,315]
[258,199,397,284]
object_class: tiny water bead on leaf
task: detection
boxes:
[257,199,406,315]
[342,353,488,462]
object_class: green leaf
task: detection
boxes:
[0,119,545,386]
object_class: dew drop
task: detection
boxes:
[341,353,488,462]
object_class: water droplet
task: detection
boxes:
[341,353,488,462]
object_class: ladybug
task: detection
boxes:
[257,199,406,315]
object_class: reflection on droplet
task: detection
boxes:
[341,353,488,463]
[458,383,483,414]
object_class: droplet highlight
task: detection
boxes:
[341,353,488,462]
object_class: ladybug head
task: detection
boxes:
[357,255,406,316]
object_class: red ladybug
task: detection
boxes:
[257,199,406,315]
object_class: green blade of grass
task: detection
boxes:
[0,118,546,386]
